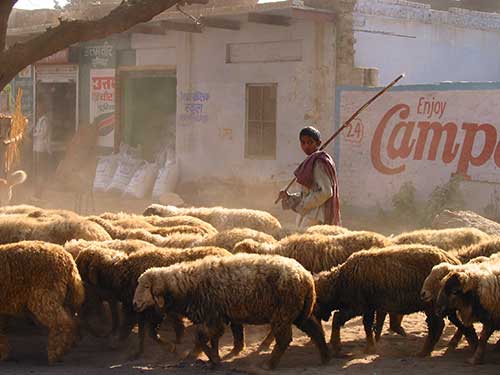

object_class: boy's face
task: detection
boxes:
[300,135,321,156]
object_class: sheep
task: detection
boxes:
[306,225,350,236]
[88,216,208,243]
[88,217,203,248]
[75,247,128,339]
[75,245,232,358]
[454,238,500,263]
[421,262,482,351]
[64,239,159,259]
[0,205,79,221]
[0,215,111,245]
[192,228,277,251]
[0,241,84,364]
[393,228,489,252]
[436,261,500,365]
[112,247,233,358]
[99,212,217,234]
[143,204,282,237]
[0,204,40,215]
[234,231,390,274]
[235,232,402,346]
[314,244,460,357]
[133,253,331,369]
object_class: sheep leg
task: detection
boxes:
[195,323,224,369]
[257,328,275,352]
[224,323,245,359]
[374,311,386,342]
[363,311,377,354]
[295,316,331,365]
[164,313,184,344]
[330,310,356,357]
[267,323,293,370]
[447,312,477,351]
[0,316,9,361]
[389,314,406,337]
[28,294,76,365]
[129,315,147,360]
[467,322,495,365]
[417,311,445,357]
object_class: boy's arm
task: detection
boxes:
[294,161,333,215]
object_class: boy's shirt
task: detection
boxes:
[284,150,341,229]
[289,161,334,228]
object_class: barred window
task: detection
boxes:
[245,83,277,159]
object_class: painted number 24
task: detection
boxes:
[344,119,364,144]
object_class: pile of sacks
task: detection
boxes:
[93,144,178,200]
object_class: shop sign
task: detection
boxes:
[90,69,115,148]
[37,49,69,65]
[82,41,116,69]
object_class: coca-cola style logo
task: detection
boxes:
[370,97,499,179]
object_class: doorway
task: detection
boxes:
[118,69,176,162]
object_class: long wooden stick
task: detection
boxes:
[275,73,405,204]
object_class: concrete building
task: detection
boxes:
[354,0,500,84]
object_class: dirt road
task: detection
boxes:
[2,313,500,375]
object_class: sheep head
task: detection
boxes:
[134,269,174,312]
[421,263,454,303]
[313,267,340,322]
[435,271,474,320]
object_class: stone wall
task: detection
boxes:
[306,0,379,86]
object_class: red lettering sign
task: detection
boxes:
[370,103,500,178]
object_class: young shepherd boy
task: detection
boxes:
[279,126,341,229]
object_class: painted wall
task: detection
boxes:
[353,0,500,85]
[336,82,500,213]
[171,19,336,187]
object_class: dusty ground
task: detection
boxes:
[2,313,500,375]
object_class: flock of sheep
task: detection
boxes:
[1,203,500,369]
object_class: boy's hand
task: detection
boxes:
[278,190,290,202]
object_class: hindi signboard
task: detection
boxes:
[90,69,115,148]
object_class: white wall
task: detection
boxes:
[354,0,500,85]
[173,19,336,186]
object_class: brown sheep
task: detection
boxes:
[306,225,350,236]
[393,228,489,252]
[235,232,401,346]
[0,241,84,364]
[0,215,111,245]
[234,231,390,274]
[99,212,217,234]
[112,246,233,358]
[436,261,500,365]
[454,238,500,263]
[76,245,232,358]
[420,263,480,351]
[88,217,203,248]
[133,253,330,369]
[192,228,277,251]
[314,244,460,356]
[88,216,207,244]
[143,204,282,237]
[64,239,158,259]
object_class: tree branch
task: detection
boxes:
[0,0,207,90]
[0,0,17,51]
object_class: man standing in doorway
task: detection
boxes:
[32,99,52,202]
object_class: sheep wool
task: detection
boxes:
[134,253,330,369]
[0,241,84,364]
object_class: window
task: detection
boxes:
[245,83,277,159]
